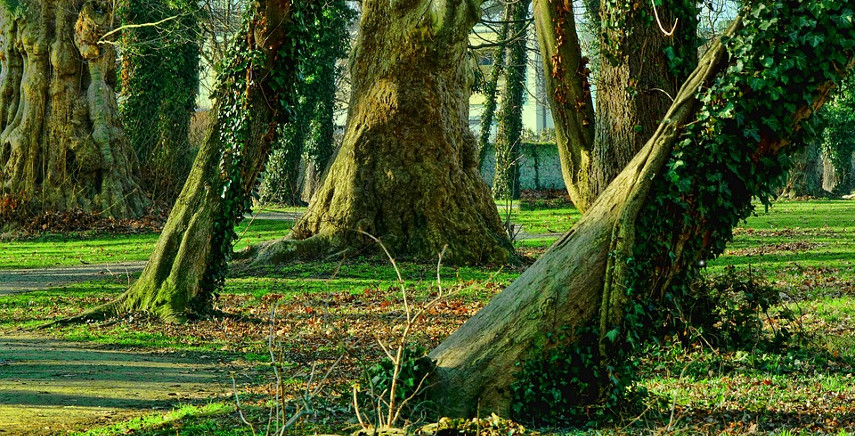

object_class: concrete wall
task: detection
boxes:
[480,142,565,191]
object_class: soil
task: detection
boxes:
[0,334,231,435]
[0,262,147,296]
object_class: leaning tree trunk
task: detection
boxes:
[780,141,824,199]
[534,0,697,212]
[251,0,512,265]
[59,0,299,323]
[0,1,146,222]
[429,0,855,417]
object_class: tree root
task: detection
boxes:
[40,295,128,329]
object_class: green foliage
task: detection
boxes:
[360,344,433,420]
[819,73,855,194]
[674,267,794,349]
[509,327,603,426]
[612,0,855,417]
[119,0,201,204]
[259,1,354,204]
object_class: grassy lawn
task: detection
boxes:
[1,199,853,434]
[0,218,294,269]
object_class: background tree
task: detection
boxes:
[428,0,855,418]
[536,0,699,211]
[476,2,512,171]
[779,140,824,199]
[249,0,513,265]
[120,0,201,204]
[62,0,317,322]
[0,0,147,224]
[492,0,531,200]
[259,0,353,206]
[819,73,855,195]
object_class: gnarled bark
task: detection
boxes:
[57,0,297,323]
[429,4,855,416]
[0,1,146,222]
[251,0,512,265]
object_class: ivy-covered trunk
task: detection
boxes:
[429,1,855,417]
[476,2,511,172]
[0,1,146,223]
[780,141,824,199]
[66,0,300,322]
[534,0,697,211]
[492,0,530,201]
[121,0,201,205]
[250,0,512,265]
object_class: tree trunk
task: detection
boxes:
[534,0,697,212]
[121,0,200,205]
[476,3,512,172]
[252,0,512,265]
[780,141,824,199]
[429,1,855,417]
[60,0,298,323]
[492,0,531,201]
[0,1,146,223]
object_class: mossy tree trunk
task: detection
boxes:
[780,141,824,199]
[534,0,697,211]
[492,0,530,201]
[64,0,299,322]
[252,0,512,265]
[0,0,146,222]
[429,2,855,417]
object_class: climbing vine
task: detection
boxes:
[119,0,201,203]
[197,1,347,304]
[513,0,855,424]
[616,0,855,410]
[259,0,354,204]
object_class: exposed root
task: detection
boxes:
[40,295,128,329]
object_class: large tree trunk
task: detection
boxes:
[60,0,298,323]
[534,0,697,211]
[0,1,146,222]
[429,1,855,417]
[251,0,512,265]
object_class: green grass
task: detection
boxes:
[0,219,293,269]
[2,199,855,434]
[71,403,251,436]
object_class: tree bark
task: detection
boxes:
[59,0,297,322]
[476,2,512,172]
[780,141,824,199]
[492,0,531,201]
[0,0,146,222]
[429,3,855,416]
[534,0,697,211]
[251,0,512,265]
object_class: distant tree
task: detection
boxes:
[819,74,855,195]
[121,0,201,204]
[492,0,531,200]
[535,0,699,211]
[476,2,512,171]
[63,0,314,322]
[0,0,147,224]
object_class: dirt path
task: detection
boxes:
[0,262,147,296]
[0,334,231,435]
